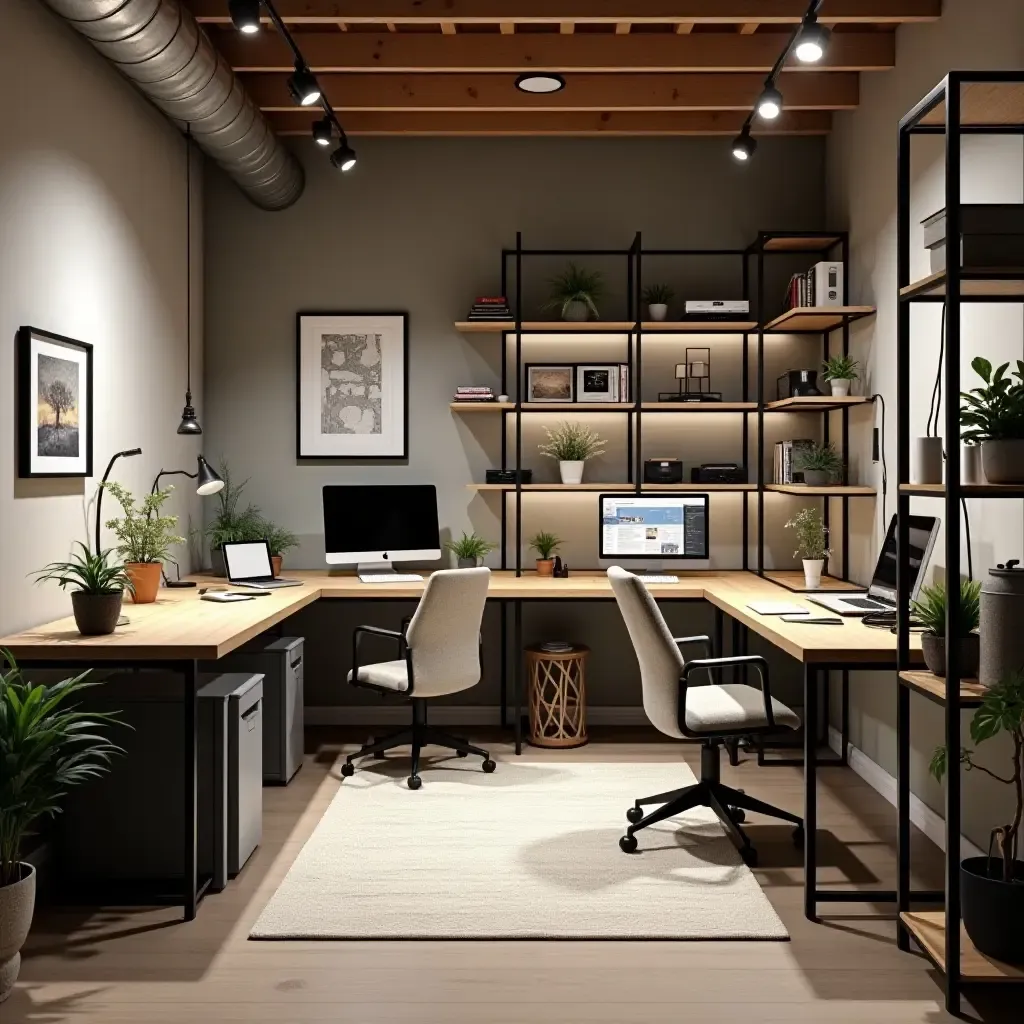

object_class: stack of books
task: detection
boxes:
[783,272,814,310]
[774,439,814,484]
[466,296,513,322]
[453,386,496,404]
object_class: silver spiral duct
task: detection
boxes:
[41,0,304,210]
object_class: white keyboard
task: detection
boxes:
[640,575,679,584]
[359,573,424,584]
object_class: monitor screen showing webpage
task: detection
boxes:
[599,494,709,560]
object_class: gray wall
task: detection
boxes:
[204,135,827,710]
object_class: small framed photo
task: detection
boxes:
[17,326,93,478]
[576,364,619,403]
[526,364,574,403]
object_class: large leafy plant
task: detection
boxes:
[539,422,607,462]
[33,543,133,596]
[931,670,1024,883]
[785,507,830,561]
[911,578,981,638]
[960,357,1024,443]
[103,482,184,564]
[206,463,264,550]
[544,263,604,320]
[0,652,125,886]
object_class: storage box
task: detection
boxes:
[810,262,844,306]
[922,205,1024,275]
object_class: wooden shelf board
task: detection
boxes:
[899,671,988,707]
[899,483,1024,498]
[763,571,862,593]
[640,402,757,412]
[900,270,1024,301]
[765,396,872,412]
[450,402,515,412]
[640,321,756,333]
[918,82,1024,129]
[454,320,635,333]
[763,306,876,334]
[468,483,754,493]
[901,911,1024,982]
[761,234,844,253]
[765,484,877,497]
[518,402,633,412]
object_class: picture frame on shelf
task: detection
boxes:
[17,326,93,478]
[525,364,574,403]
[296,311,409,459]
[576,364,620,403]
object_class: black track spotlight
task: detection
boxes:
[330,137,357,172]
[731,128,757,163]
[313,116,333,147]
[756,83,783,121]
[794,16,831,64]
[288,65,321,107]
[229,0,261,35]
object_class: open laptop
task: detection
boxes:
[223,541,303,590]
[808,514,939,617]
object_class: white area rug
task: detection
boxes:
[251,759,788,940]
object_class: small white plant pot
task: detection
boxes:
[803,558,825,590]
[829,379,851,397]
[559,460,585,485]
[647,303,668,322]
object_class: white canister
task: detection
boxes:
[912,437,944,485]
[962,444,984,485]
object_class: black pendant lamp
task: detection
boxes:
[178,126,203,435]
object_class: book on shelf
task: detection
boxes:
[453,386,495,403]
[466,295,513,321]
[774,439,814,484]
[782,261,845,313]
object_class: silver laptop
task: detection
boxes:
[223,541,303,590]
[809,514,939,617]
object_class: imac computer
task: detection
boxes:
[599,492,710,577]
[323,484,441,581]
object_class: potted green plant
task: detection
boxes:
[33,542,133,636]
[960,357,1024,484]
[785,507,830,589]
[529,531,563,577]
[102,482,184,604]
[795,441,843,487]
[822,355,860,397]
[205,464,263,577]
[539,422,607,484]
[0,652,125,1001]
[262,521,300,577]
[544,263,604,322]
[444,532,497,569]
[930,669,1024,964]
[912,578,981,678]
[642,283,674,322]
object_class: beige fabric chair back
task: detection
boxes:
[607,566,685,739]
[406,567,491,698]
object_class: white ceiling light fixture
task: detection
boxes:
[515,73,566,95]
[794,16,831,64]
[756,84,783,121]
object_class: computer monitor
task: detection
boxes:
[322,484,441,573]
[599,493,710,562]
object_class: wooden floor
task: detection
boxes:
[8,729,1019,1023]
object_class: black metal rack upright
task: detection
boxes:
[895,71,1024,1013]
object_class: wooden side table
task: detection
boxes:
[526,644,589,748]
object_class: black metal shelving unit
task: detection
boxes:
[895,71,1024,1012]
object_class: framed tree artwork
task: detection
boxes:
[17,326,93,478]
[296,312,409,459]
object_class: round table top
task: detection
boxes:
[525,643,590,658]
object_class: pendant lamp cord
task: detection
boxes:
[185,124,192,401]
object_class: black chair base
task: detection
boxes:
[341,699,495,789]
[619,740,803,866]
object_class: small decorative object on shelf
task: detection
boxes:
[912,436,944,486]
[644,458,684,485]
[794,442,843,487]
[962,442,984,484]
[485,468,533,485]
[33,542,133,636]
[526,364,574,403]
[980,560,1024,688]
[912,578,981,678]
[544,263,604,322]
[529,531,563,577]
[444,531,497,569]
[809,261,844,306]
[661,347,721,403]
[262,522,299,577]
[642,283,674,321]
[960,357,1024,484]
[922,205,1024,276]
[465,295,512,322]
[453,386,495,403]
[822,355,860,397]
[777,368,822,400]
[576,364,623,403]
[930,668,1024,965]
[538,422,607,484]
[683,299,749,322]
[785,507,829,590]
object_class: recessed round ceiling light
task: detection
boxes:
[515,73,566,95]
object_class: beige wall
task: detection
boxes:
[826,0,1024,848]
[0,0,204,636]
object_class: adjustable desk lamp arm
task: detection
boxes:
[94,448,142,554]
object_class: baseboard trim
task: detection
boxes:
[828,726,982,860]
[306,705,651,727]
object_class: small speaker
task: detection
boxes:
[643,459,684,484]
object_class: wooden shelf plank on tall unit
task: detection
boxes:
[762,306,876,333]
[899,671,988,707]
[454,321,636,333]
[900,271,1024,301]
[765,484,876,497]
[764,396,872,412]
[899,482,1024,498]
[901,911,1024,982]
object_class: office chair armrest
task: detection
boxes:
[681,654,776,730]
[351,625,405,689]
[673,634,714,658]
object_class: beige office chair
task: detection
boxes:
[341,567,494,789]
[608,566,803,865]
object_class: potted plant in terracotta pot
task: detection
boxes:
[444,532,497,569]
[822,354,860,397]
[529,532,563,577]
[544,263,604,322]
[930,669,1024,964]
[785,507,830,590]
[642,283,674,322]
[912,577,981,678]
[33,542,133,636]
[960,357,1024,484]
[262,522,300,577]
[103,482,184,603]
[539,422,607,485]
[0,652,125,1002]
[205,464,263,577]
[795,441,843,487]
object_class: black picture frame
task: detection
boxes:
[17,326,94,479]
[295,311,409,460]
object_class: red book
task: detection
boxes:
[474,296,508,304]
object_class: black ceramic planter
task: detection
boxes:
[920,632,980,677]
[71,591,123,636]
[961,856,1024,964]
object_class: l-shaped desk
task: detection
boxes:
[0,570,925,923]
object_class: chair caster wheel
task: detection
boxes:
[456,750,468,758]
[482,758,496,773]
[740,846,758,868]
[341,762,355,777]
[407,775,422,790]
[792,825,804,846]
[626,806,644,824]
[619,834,638,854]
[729,807,746,824]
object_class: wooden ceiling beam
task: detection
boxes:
[738,23,759,34]
[676,22,694,34]
[264,109,832,136]
[213,31,893,73]
[187,1,940,25]
[242,71,858,112]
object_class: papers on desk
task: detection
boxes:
[746,601,811,616]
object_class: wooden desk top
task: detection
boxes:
[0,570,918,666]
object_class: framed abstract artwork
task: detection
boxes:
[525,364,574,403]
[296,312,409,459]
[17,326,93,478]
